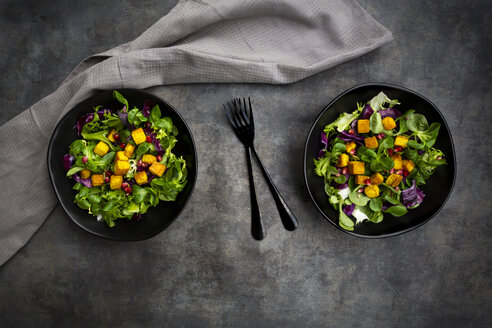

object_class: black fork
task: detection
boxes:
[224,98,298,233]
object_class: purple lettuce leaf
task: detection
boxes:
[379,108,402,120]
[337,131,364,146]
[118,105,130,128]
[143,127,164,156]
[343,203,355,216]
[75,113,94,136]
[73,173,92,188]
[361,105,374,119]
[142,100,155,118]
[63,154,74,171]
[401,180,426,208]
[317,132,329,158]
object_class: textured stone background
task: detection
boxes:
[1,0,491,327]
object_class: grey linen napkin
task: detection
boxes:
[0,0,391,265]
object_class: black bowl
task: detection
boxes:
[304,83,456,238]
[47,89,197,241]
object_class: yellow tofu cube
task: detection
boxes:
[364,185,380,198]
[338,153,349,167]
[131,128,147,145]
[370,173,384,185]
[115,151,128,161]
[394,135,409,148]
[403,159,415,172]
[386,174,403,188]
[94,141,109,157]
[365,136,378,149]
[391,154,402,170]
[142,154,157,165]
[110,175,123,190]
[107,129,116,142]
[113,160,130,175]
[382,117,397,130]
[345,142,356,153]
[134,171,148,185]
[91,174,104,187]
[124,143,135,158]
[357,119,370,133]
[80,169,91,179]
[355,175,369,185]
[348,161,365,175]
[149,162,166,177]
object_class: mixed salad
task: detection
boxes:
[63,91,187,227]
[314,92,446,231]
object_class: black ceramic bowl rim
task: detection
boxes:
[303,82,456,238]
[47,88,197,241]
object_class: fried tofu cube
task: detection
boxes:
[364,185,380,198]
[80,169,91,179]
[403,159,415,172]
[365,136,378,149]
[386,173,403,188]
[110,175,123,190]
[142,154,157,165]
[113,160,130,175]
[131,128,147,145]
[370,173,384,185]
[94,141,109,157]
[107,129,117,142]
[345,142,356,153]
[357,119,370,133]
[124,143,135,158]
[115,151,128,161]
[394,135,409,148]
[134,171,148,185]
[348,161,365,175]
[382,117,397,130]
[355,175,369,185]
[91,174,104,187]
[338,153,349,167]
[149,162,166,177]
[391,154,402,170]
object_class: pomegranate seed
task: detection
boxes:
[341,168,347,175]
[349,149,356,156]
[376,134,383,140]
[119,143,125,148]
[104,177,109,183]
[348,129,355,135]
[335,173,341,177]
[403,170,409,177]
[137,160,143,167]
[105,171,111,176]
[390,168,395,174]
[146,136,152,143]
[396,169,403,175]
[358,189,364,193]
[395,187,400,191]
[395,146,402,152]
[388,149,394,155]
[142,163,148,168]
[146,122,151,128]
[405,116,410,120]
[379,133,386,138]
[114,133,120,140]
[157,155,162,162]
[436,156,442,160]
[124,187,131,193]
[364,179,371,185]
[122,182,128,188]
[82,156,88,164]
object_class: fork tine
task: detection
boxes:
[238,97,250,125]
[229,100,243,127]
[224,103,238,129]
[248,97,254,128]
[232,99,247,127]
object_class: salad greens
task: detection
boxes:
[314,92,446,231]
[63,91,187,228]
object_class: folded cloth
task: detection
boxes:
[0,0,391,265]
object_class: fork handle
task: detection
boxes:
[250,147,298,231]
[245,146,266,240]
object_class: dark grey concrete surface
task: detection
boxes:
[1,0,491,327]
